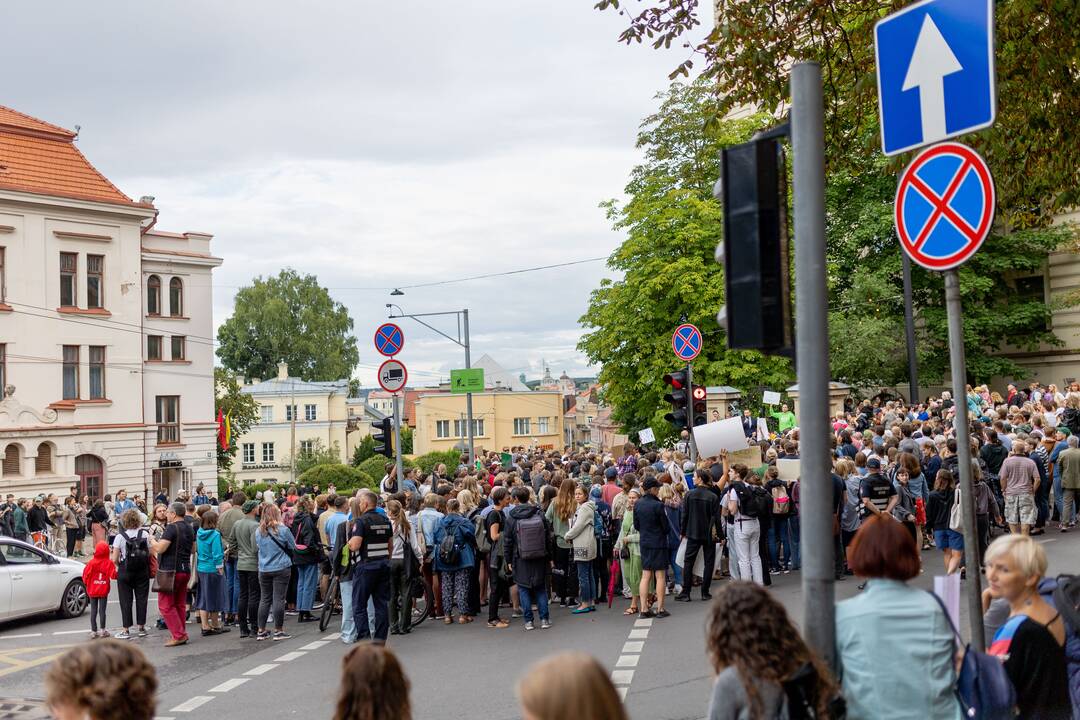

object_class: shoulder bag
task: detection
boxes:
[267,526,296,562]
[949,488,964,531]
[152,525,180,593]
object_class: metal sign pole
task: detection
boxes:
[687,363,698,464]
[393,394,405,488]
[943,269,986,651]
[463,309,476,466]
[902,249,920,404]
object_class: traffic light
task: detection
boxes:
[371,417,394,458]
[662,370,689,431]
[715,135,793,356]
[692,385,708,427]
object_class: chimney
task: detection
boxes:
[277,362,288,381]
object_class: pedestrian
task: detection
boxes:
[616,488,643,615]
[151,502,194,647]
[999,439,1040,535]
[324,496,354,643]
[985,534,1072,719]
[503,485,553,631]
[564,483,598,614]
[291,496,321,623]
[589,484,614,604]
[333,643,412,720]
[763,465,794,574]
[231,500,261,638]
[658,483,682,592]
[110,509,152,639]
[835,515,961,719]
[387,498,422,635]
[704,582,839,720]
[545,476,579,607]
[61,495,80,557]
[484,486,512,628]
[927,470,963,575]
[634,477,670,619]
[194,509,229,636]
[434,497,476,625]
[45,641,157,720]
[1057,434,1080,531]
[255,502,296,642]
[676,467,720,602]
[516,652,628,720]
[417,493,445,619]
[218,491,246,626]
[348,490,394,643]
[82,540,116,638]
[722,457,766,585]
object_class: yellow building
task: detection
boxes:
[413,391,565,455]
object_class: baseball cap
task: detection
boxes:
[866,457,882,469]
[642,477,660,491]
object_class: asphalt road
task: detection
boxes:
[1,531,1076,720]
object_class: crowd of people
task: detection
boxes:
[7,380,1080,718]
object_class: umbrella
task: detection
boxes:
[607,556,622,608]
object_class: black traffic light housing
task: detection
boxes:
[692,385,708,427]
[716,135,793,356]
[663,370,690,431]
[371,417,394,458]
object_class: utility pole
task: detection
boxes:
[393,394,404,488]
[463,309,475,467]
[289,377,296,486]
[791,62,835,669]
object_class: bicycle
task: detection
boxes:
[318,572,434,631]
[319,574,341,632]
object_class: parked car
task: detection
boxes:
[0,537,87,622]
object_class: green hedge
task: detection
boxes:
[356,455,415,482]
[298,464,376,494]
[414,450,461,474]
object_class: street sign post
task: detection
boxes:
[875,0,995,156]
[374,323,405,357]
[377,358,408,394]
[672,324,703,362]
[894,141,995,271]
[450,368,484,394]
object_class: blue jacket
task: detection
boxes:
[255,524,296,573]
[195,528,224,573]
[433,514,475,573]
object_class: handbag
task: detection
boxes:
[151,525,182,593]
[268,527,296,562]
[619,544,631,560]
[949,488,964,531]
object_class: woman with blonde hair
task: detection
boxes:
[386,498,422,635]
[254,502,296,641]
[545,476,579,607]
[333,643,411,720]
[517,652,627,720]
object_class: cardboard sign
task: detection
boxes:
[757,418,770,440]
[777,458,800,480]
[638,427,656,445]
[763,390,782,405]
[728,446,763,468]
[692,416,748,458]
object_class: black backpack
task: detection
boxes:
[123,529,151,577]
[438,525,461,566]
[734,482,772,519]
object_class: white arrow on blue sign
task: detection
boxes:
[874,0,995,156]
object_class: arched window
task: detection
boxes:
[169,277,183,317]
[2,444,20,476]
[147,275,161,315]
[75,454,104,500]
[35,442,53,474]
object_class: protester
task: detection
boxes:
[349,490,394,642]
[503,485,553,630]
[616,487,643,615]
[291,496,321,623]
[517,652,628,720]
[1000,439,1041,535]
[635,477,671,618]
[434,497,477,625]
[255,502,296,642]
[110,508,151,639]
[45,641,157,720]
[485,486,512,628]
[194,509,228,636]
[152,502,194,647]
[387,498,422,635]
[232,499,262,638]
[545,476,579,607]
[82,540,116,639]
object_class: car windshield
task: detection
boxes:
[0,542,46,564]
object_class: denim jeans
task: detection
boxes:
[339,578,357,643]
[787,515,802,569]
[517,585,549,623]
[575,561,594,604]
[224,558,239,615]
[668,547,683,588]
[1053,474,1063,520]
[767,515,791,569]
[295,563,319,612]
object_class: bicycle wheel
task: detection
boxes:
[410,579,433,628]
[319,576,339,632]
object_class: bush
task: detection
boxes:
[298,464,376,494]
[356,455,416,482]
[243,482,285,500]
[414,450,461,475]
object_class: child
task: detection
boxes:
[82,540,117,638]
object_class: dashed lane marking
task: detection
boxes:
[627,628,649,639]
[322,632,340,640]
[633,618,653,628]
[622,641,644,654]
[52,630,88,636]
[299,640,329,650]
[209,678,249,693]
[611,669,635,685]
[0,633,43,640]
[274,651,306,662]
[243,663,279,676]
[615,654,640,668]
[169,696,214,713]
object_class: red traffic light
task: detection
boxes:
[692,386,707,401]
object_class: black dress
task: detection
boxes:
[633,494,670,571]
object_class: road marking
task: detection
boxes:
[622,641,644,653]
[274,651,306,662]
[299,640,329,650]
[244,663,279,676]
[210,678,249,693]
[615,654,640,668]
[611,669,635,685]
[155,716,175,720]
[0,633,43,640]
[53,629,88,635]
[633,618,653,628]
[169,696,214,713]
[627,628,649,639]
[322,632,340,640]
[616,687,628,701]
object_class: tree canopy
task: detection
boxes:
[217,269,359,382]
[214,367,259,471]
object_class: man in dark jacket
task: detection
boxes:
[502,487,552,630]
[634,477,671,619]
[675,473,719,602]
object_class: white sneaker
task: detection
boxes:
[540,619,552,630]
[524,621,535,631]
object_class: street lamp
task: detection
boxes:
[385,299,475,466]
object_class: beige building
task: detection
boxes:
[413,390,565,455]
[0,106,220,501]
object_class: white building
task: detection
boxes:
[0,105,221,501]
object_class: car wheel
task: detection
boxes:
[58,580,88,618]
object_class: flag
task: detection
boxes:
[217,409,226,450]
[224,413,231,450]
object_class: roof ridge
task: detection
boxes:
[0,105,76,139]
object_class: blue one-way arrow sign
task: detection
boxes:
[875,0,995,156]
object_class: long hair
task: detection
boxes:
[333,644,411,720]
[258,502,282,537]
[386,499,410,537]
[554,477,576,522]
[705,583,837,720]
[516,652,627,720]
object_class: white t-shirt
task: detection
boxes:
[112,527,149,562]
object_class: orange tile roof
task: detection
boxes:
[0,105,140,207]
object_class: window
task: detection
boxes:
[454,418,484,437]
[260,405,273,423]
[169,277,183,316]
[242,443,255,464]
[435,420,450,439]
[0,543,45,565]
[62,345,79,399]
[60,252,77,307]
[155,395,179,444]
[286,404,297,422]
[35,443,52,474]
[147,335,162,361]
[171,336,186,361]
[513,417,531,435]
[86,254,104,308]
[262,442,275,463]
[89,346,105,399]
[2,444,19,476]
[537,416,550,434]
[147,275,161,315]
[300,439,314,455]
[304,404,317,421]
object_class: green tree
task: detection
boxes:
[215,368,260,471]
[578,79,793,440]
[400,426,414,455]
[352,435,377,465]
[285,439,342,477]
[216,269,359,382]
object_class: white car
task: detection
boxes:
[0,537,88,622]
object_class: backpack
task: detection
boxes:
[122,529,151,577]
[515,512,547,560]
[592,503,609,540]
[472,511,492,554]
[438,525,461,566]
[770,483,792,515]
[734,482,772,519]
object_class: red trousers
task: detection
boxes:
[158,572,190,640]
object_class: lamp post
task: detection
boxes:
[386,301,475,465]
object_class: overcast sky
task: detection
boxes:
[4,1,703,387]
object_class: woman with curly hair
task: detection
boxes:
[45,640,157,720]
[705,582,837,720]
[333,644,411,720]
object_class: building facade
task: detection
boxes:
[0,106,220,501]
[413,391,565,455]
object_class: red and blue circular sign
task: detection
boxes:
[894,141,995,271]
[374,323,404,357]
[672,323,703,362]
